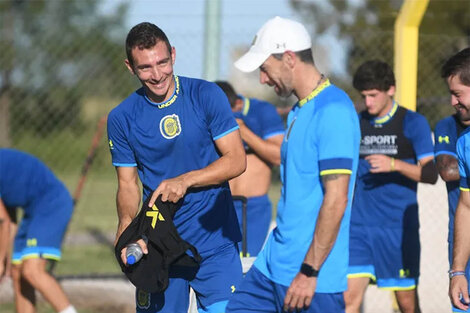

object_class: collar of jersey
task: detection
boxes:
[372,101,398,125]
[144,75,180,109]
[241,96,250,116]
[298,79,331,108]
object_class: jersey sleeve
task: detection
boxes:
[107,109,137,167]
[259,101,285,139]
[434,117,457,158]
[316,102,358,176]
[404,112,435,161]
[457,133,470,191]
[200,83,239,141]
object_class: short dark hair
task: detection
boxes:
[272,49,314,65]
[353,60,396,92]
[214,81,238,108]
[125,22,172,68]
[441,47,470,86]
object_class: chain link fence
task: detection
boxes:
[1,2,469,312]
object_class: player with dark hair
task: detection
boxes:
[345,60,438,313]
[215,80,284,257]
[227,16,360,313]
[0,148,76,313]
[107,22,246,312]
[444,47,470,312]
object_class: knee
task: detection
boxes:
[344,291,362,313]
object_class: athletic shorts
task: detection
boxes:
[136,242,242,313]
[348,224,420,290]
[12,189,73,264]
[233,195,271,257]
[226,265,344,313]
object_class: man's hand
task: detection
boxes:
[365,154,394,173]
[283,273,316,311]
[450,275,470,310]
[149,175,189,205]
[120,238,148,265]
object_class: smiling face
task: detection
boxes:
[447,75,470,122]
[259,54,294,98]
[359,86,395,117]
[125,40,176,103]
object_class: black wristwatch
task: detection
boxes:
[300,263,319,277]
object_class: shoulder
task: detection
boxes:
[402,108,431,130]
[315,85,356,116]
[179,76,221,96]
[109,89,143,118]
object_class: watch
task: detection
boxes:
[300,263,319,277]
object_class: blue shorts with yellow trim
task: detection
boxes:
[136,242,242,313]
[226,265,345,313]
[233,195,271,257]
[348,224,420,290]
[13,190,73,264]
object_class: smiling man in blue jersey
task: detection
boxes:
[444,48,470,312]
[215,81,284,257]
[434,83,470,312]
[345,60,438,313]
[226,16,360,313]
[0,148,76,313]
[107,22,246,313]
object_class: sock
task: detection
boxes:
[59,305,77,313]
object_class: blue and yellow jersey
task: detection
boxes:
[234,96,284,144]
[0,148,71,214]
[457,127,470,192]
[351,103,434,229]
[107,75,241,254]
[254,80,360,293]
[435,115,467,243]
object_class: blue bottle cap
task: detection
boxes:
[127,255,136,265]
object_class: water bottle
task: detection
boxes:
[126,243,143,265]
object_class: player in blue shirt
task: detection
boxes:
[345,60,438,313]
[107,23,246,313]
[215,81,284,257]
[226,16,360,313]
[445,48,470,312]
[435,112,470,313]
[0,148,76,313]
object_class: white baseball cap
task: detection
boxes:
[234,16,312,73]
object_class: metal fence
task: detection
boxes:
[0,3,469,312]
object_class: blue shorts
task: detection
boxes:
[136,242,242,313]
[233,195,271,257]
[348,224,420,290]
[226,265,345,313]
[12,189,73,264]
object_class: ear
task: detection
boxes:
[387,85,396,97]
[124,59,136,75]
[171,46,176,65]
[283,51,297,68]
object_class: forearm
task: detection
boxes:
[115,182,141,242]
[452,192,470,271]
[239,125,281,166]
[302,175,349,270]
[394,158,438,184]
[436,154,460,182]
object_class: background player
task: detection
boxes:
[107,22,246,312]
[345,60,438,313]
[215,80,284,257]
[0,148,76,313]
[226,16,360,313]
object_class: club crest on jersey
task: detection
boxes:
[136,289,151,309]
[159,114,181,139]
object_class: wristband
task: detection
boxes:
[300,263,319,277]
[390,157,395,171]
[449,270,466,279]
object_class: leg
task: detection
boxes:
[394,289,421,313]
[344,277,369,313]
[20,258,71,312]
[11,264,36,313]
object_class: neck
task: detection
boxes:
[293,65,323,100]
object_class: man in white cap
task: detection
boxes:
[226,16,360,313]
